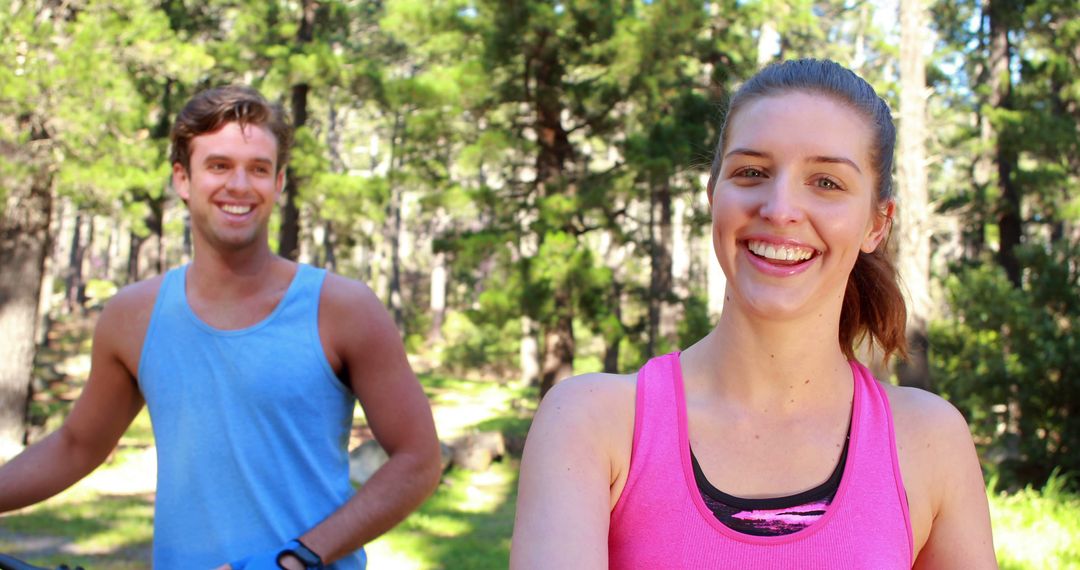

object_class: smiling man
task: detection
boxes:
[0,86,442,570]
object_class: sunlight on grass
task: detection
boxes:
[365,461,519,570]
[419,374,535,440]
[990,473,1080,569]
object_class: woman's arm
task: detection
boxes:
[511,374,635,569]
[892,386,997,569]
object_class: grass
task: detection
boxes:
[365,463,519,569]
[990,472,1080,569]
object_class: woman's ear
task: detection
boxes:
[861,199,895,253]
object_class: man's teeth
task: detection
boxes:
[221,204,252,215]
[747,240,815,262]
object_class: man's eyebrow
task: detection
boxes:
[808,155,862,174]
[204,154,274,165]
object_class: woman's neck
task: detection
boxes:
[681,306,853,413]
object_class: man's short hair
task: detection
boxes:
[170,85,293,173]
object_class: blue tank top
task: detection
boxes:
[138,264,364,569]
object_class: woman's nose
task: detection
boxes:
[758,175,805,225]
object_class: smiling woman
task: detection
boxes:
[510,59,998,569]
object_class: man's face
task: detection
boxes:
[172,122,284,253]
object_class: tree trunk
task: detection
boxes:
[520,316,540,385]
[429,250,447,342]
[385,110,405,331]
[323,220,337,271]
[603,278,624,373]
[128,231,145,284]
[539,292,574,399]
[322,94,343,272]
[0,124,53,459]
[278,0,315,262]
[65,212,87,313]
[895,0,933,391]
[989,1,1021,286]
[648,177,674,356]
[35,198,65,346]
[182,210,192,265]
[533,33,576,397]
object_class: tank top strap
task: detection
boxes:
[610,352,686,524]
[277,263,327,322]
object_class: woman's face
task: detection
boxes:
[709,91,891,323]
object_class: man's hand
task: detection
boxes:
[217,548,306,570]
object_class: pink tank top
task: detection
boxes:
[609,353,913,569]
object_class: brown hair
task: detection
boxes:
[170,85,292,173]
[708,58,908,361]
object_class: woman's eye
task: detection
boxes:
[815,177,843,190]
[735,167,766,179]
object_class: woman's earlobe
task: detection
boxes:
[862,205,894,253]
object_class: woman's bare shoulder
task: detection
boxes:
[527,371,635,455]
[882,383,972,446]
[545,372,638,407]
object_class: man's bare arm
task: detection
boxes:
[291,274,442,564]
[0,281,154,512]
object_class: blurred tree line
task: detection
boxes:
[0,0,1076,491]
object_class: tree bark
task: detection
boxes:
[520,316,540,385]
[988,1,1021,286]
[127,231,144,284]
[648,177,674,356]
[278,0,315,262]
[539,292,575,399]
[0,123,53,459]
[429,250,447,342]
[65,212,87,313]
[895,0,933,390]
[603,278,624,373]
[385,110,405,331]
[532,32,577,397]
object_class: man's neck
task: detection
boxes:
[187,240,283,301]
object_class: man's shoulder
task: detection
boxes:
[315,270,396,350]
[98,274,167,326]
[91,273,168,369]
[318,270,381,313]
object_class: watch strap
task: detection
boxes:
[277,538,324,569]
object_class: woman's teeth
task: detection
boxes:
[747,240,815,262]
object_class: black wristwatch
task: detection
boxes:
[277,539,325,569]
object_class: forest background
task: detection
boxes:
[0,0,1078,568]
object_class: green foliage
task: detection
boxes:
[441,311,521,377]
[678,292,714,348]
[930,240,1080,490]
